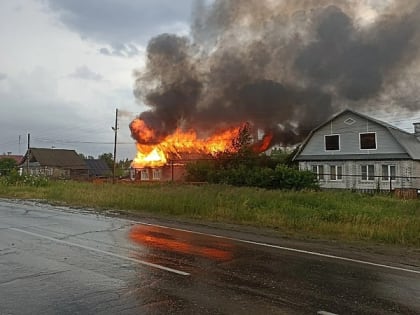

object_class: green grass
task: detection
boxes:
[1,181,419,246]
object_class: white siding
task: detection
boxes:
[300,160,417,190]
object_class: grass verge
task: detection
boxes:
[0,180,419,247]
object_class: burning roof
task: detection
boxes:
[130,0,420,167]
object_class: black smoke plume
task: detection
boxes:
[132,0,420,147]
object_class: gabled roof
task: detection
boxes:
[85,159,111,177]
[21,148,87,169]
[294,108,420,160]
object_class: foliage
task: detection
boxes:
[186,125,316,190]
[0,170,49,187]
[270,146,300,168]
[0,181,418,246]
[0,158,17,176]
[187,162,318,190]
[98,153,114,170]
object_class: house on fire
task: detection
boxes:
[130,152,205,182]
[293,109,420,191]
[19,148,88,179]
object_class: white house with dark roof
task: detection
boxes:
[293,109,420,191]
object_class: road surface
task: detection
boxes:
[0,199,419,314]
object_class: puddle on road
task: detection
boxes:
[129,225,234,261]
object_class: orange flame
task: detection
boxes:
[131,118,242,168]
[129,225,233,261]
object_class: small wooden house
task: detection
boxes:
[20,148,88,179]
[131,153,209,182]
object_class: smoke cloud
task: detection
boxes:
[132,0,420,147]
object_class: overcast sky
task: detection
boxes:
[0,0,194,159]
[1,0,419,161]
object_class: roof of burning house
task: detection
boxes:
[21,148,88,169]
[166,152,214,161]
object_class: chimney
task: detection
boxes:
[413,123,420,139]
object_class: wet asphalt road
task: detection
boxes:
[0,200,419,315]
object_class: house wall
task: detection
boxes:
[299,160,418,190]
[23,166,69,178]
[413,161,420,190]
[134,164,187,182]
[300,112,406,157]
[21,163,87,179]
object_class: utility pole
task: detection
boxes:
[26,133,30,174]
[112,108,119,184]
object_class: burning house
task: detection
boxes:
[129,1,420,180]
[130,123,271,181]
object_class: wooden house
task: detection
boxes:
[19,148,88,179]
[293,109,420,191]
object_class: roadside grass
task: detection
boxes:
[0,180,419,246]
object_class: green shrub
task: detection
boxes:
[0,171,49,187]
[186,160,318,190]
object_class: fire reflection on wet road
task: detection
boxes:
[129,224,234,262]
[125,224,420,314]
[1,200,419,315]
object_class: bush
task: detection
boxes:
[185,160,216,182]
[0,170,49,187]
[0,158,17,176]
[186,160,318,190]
[185,125,317,190]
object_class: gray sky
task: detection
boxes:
[0,0,193,159]
[1,0,419,160]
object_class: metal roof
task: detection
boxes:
[85,159,111,177]
[21,148,88,169]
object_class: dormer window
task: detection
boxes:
[360,132,376,150]
[325,135,340,151]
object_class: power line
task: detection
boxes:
[32,138,136,145]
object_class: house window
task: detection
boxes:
[329,165,343,181]
[311,165,324,180]
[325,135,340,151]
[360,132,376,150]
[382,165,396,181]
[152,169,161,180]
[140,169,149,180]
[361,165,375,181]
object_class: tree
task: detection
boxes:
[0,158,17,176]
[231,122,253,153]
[98,153,114,170]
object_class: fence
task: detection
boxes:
[314,172,420,196]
